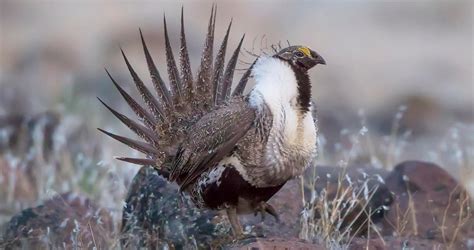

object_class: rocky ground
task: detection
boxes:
[0,112,472,249]
[1,160,472,249]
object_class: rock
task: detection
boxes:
[244,166,394,239]
[370,95,473,136]
[120,166,224,249]
[300,165,394,239]
[238,179,304,239]
[224,237,325,250]
[382,161,473,248]
[349,236,449,250]
[1,192,114,249]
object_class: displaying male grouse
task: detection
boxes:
[99,7,325,237]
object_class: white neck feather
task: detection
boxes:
[245,57,317,185]
[248,56,299,111]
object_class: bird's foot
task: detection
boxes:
[254,201,280,222]
[231,228,264,244]
[226,207,247,239]
[234,232,255,240]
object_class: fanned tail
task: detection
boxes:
[194,6,216,112]
[163,15,183,107]
[179,7,193,104]
[222,35,246,101]
[98,6,253,178]
[139,29,172,114]
[212,20,232,105]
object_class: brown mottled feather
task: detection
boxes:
[97,97,159,145]
[212,20,232,105]
[232,59,256,97]
[105,69,156,129]
[98,128,156,156]
[220,34,245,102]
[195,6,216,109]
[139,30,172,111]
[163,15,183,105]
[121,49,166,121]
[179,7,193,102]
[116,157,156,166]
[170,98,255,189]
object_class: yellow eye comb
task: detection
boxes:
[297,47,312,57]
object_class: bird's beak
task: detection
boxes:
[301,54,326,69]
[309,49,326,66]
[315,55,326,65]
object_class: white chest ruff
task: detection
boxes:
[249,57,318,184]
[266,101,317,177]
[278,100,317,150]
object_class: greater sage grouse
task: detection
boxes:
[99,7,325,237]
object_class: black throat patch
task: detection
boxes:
[290,65,312,113]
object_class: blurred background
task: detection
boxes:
[0,0,472,231]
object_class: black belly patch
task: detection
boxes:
[200,166,284,210]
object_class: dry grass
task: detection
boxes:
[0,109,472,248]
[440,186,472,249]
[299,110,474,249]
[383,181,415,237]
[299,123,387,248]
[299,166,388,249]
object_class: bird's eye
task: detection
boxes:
[294,51,305,58]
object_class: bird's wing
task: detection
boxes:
[169,98,256,190]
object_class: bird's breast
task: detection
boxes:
[265,104,317,181]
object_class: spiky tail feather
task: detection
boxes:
[99,6,252,178]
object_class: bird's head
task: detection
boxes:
[274,46,325,71]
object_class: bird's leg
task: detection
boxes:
[254,201,280,222]
[226,207,244,238]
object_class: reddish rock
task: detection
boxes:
[234,165,393,239]
[371,95,456,135]
[382,161,473,248]
[301,166,393,237]
[240,179,304,238]
[349,236,448,250]
[2,193,114,249]
[226,236,450,250]
[225,237,325,250]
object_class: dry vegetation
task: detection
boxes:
[1,1,472,248]
[1,108,471,249]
